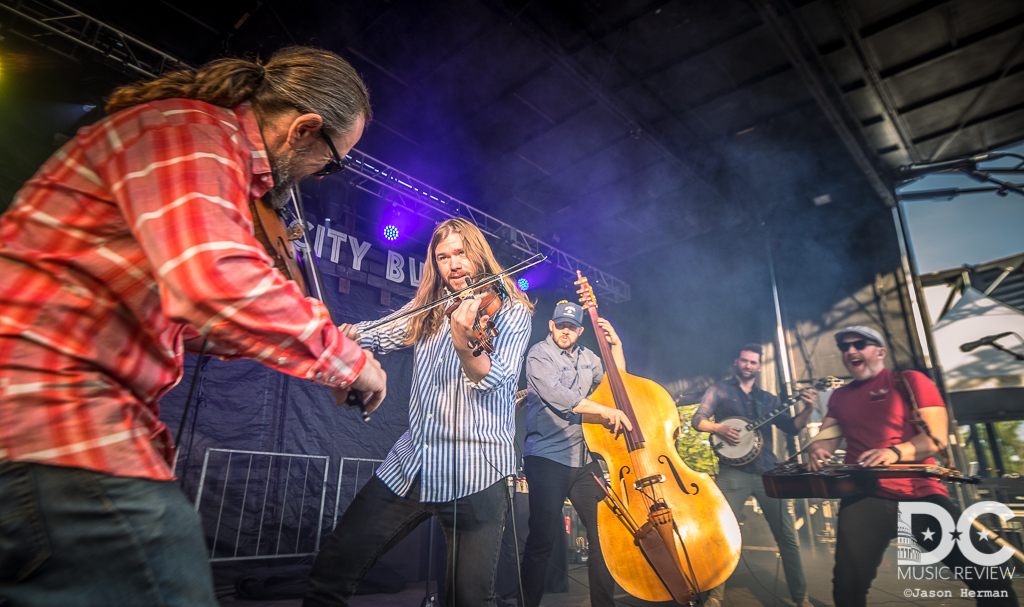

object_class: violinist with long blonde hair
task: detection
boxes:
[305,218,534,607]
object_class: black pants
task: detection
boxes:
[834,493,1018,607]
[304,475,509,607]
[520,456,615,607]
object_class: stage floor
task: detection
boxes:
[217,542,1024,606]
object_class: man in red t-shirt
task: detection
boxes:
[807,326,1016,607]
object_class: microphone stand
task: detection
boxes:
[964,169,1024,199]
[420,521,439,607]
[981,341,1024,362]
[894,152,1024,199]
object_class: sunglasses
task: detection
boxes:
[838,339,877,352]
[314,130,347,177]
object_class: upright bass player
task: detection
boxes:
[519,300,632,607]
[574,273,741,604]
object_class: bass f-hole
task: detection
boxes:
[658,455,699,495]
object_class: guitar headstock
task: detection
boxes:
[575,271,597,311]
[813,376,844,391]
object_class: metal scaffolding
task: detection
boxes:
[344,149,631,303]
[0,0,186,78]
[0,0,631,302]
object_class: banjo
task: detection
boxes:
[710,376,843,466]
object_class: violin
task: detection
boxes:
[443,273,508,356]
[249,198,305,293]
[249,195,370,421]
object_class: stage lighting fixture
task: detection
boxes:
[517,277,529,291]
[383,224,399,241]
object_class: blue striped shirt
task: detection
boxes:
[358,299,532,502]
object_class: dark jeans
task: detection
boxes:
[520,456,615,607]
[0,461,217,607]
[710,465,805,602]
[304,474,510,607]
[834,493,1018,607]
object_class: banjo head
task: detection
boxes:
[709,417,763,466]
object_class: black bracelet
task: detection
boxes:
[888,445,902,463]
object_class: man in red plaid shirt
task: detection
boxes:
[0,46,386,606]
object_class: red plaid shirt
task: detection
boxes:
[0,99,366,480]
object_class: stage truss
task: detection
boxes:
[0,0,631,303]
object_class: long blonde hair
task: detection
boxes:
[105,46,371,139]
[403,218,534,344]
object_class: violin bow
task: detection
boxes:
[358,253,546,333]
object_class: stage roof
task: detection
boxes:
[4,0,1023,279]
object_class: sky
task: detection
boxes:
[900,142,1024,445]
[899,141,1024,276]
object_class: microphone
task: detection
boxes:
[896,153,1002,180]
[960,332,1013,353]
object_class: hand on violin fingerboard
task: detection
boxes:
[448,297,483,349]
[447,298,492,383]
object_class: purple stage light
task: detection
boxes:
[383,224,399,241]
[517,277,529,291]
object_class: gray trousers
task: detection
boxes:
[708,465,806,602]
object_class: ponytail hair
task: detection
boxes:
[105,46,370,136]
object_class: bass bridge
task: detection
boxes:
[633,473,666,492]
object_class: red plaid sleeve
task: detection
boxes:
[93,102,365,387]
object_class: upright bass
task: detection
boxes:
[577,273,741,604]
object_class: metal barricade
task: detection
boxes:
[193,449,383,562]
[331,457,382,529]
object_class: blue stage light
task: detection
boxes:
[517,277,529,291]
[383,224,399,241]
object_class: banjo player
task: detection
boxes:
[691,343,818,607]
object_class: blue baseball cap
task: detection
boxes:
[551,300,583,328]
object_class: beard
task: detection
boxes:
[735,366,756,379]
[264,145,312,209]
